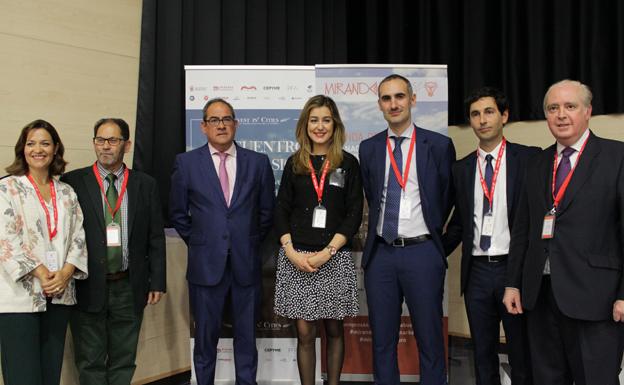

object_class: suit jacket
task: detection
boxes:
[169,143,275,287]
[443,141,540,294]
[62,166,166,313]
[359,125,455,268]
[507,131,624,321]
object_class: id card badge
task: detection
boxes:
[106,222,122,246]
[45,250,59,271]
[481,212,494,237]
[399,195,411,219]
[312,205,327,228]
[542,212,556,239]
[329,168,346,188]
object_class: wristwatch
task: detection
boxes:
[325,245,337,256]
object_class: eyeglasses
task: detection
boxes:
[203,116,235,127]
[93,137,125,146]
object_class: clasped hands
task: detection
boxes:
[32,263,75,296]
[285,248,331,273]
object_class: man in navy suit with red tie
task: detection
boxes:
[503,80,624,385]
[170,98,275,385]
[443,87,535,385]
[359,74,455,385]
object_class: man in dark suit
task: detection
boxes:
[443,87,535,385]
[169,98,275,385]
[503,79,624,385]
[359,74,455,385]
[63,118,166,385]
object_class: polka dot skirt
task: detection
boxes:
[274,247,359,321]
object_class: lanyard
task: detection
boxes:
[308,158,330,204]
[26,175,58,240]
[92,163,129,219]
[386,130,416,190]
[550,136,589,210]
[476,137,506,208]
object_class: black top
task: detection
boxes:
[274,151,364,250]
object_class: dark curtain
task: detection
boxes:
[134,0,624,223]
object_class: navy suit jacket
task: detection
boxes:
[359,125,455,269]
[443,141,540,294]
[507,132,624,320]
[169,143,275,287]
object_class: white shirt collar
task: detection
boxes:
[556,128,589,155]
[477,139,504,161]
[386,122,415,140]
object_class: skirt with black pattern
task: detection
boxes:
[274,247,359,321]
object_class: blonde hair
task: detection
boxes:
[291,95,346,175]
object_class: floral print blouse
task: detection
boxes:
[0,175,88,312]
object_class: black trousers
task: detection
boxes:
[526,276,624,385]
[0,303,71,385]
[464,259,532,385]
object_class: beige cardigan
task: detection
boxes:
[0,175,88,312]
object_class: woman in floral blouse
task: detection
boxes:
[0,119,88,385]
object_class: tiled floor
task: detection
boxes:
[147,336,498,385]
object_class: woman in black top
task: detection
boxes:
[274,95,363,385]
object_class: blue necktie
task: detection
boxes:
[480,154,494,251]
[381,136,405,243]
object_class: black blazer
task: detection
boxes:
[506,132,624,321]
[444,141,540,294]
[62,166,166,313]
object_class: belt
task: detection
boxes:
[377,234,432,247]
[473,254,508,263]
[106,270,129,281]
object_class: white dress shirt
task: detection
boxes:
[376,124,430,238]
[472,141,510,256]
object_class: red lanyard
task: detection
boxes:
[550,136,589,210]
[308,159,330,204]
[386,130,416,190]
[92,163,129,219]
[26,175,58,241]
[476,138,506,207]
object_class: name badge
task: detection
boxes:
[312,205,327,228]
[481,213,494,237]
[542,213,555,239]
[106,223,122,246]
[399,196,411,219]
[329,168,346,188]
[45,250,59,271]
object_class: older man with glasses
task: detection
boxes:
[170,98,275,385]
[62,118,166,385]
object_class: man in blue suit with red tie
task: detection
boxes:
[170,98,275,385]
[359,74,455,385]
